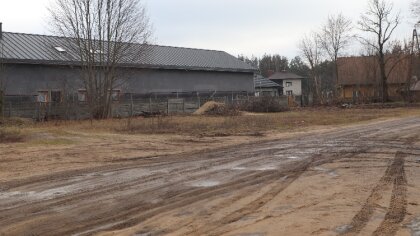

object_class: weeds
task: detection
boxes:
[0,127,24,143]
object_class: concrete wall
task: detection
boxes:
[2,64,255,96]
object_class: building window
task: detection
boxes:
[51,91,62,103]
[78,90,87,102]
[286,90,293,96]
[37,91,49,103]
[286,82,292,87]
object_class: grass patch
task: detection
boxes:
[5,107,420,138]
[0,127,24,143]
[27,138,76,146]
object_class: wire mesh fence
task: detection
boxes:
[0,94,289,121]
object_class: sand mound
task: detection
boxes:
[194,101,225,115]
[194,101,240,116]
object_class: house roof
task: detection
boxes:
[254,75,282,88]
[0,32,256,73]
[268,72,305,80]
[337,56,410,85]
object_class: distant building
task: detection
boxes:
[0,31,256,103]
[254,75,282,97]
[268,72,304,96]
[337,56,410,102]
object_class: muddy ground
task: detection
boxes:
[1,117,420,235]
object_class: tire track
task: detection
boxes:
[343,152,407,236]
[372,152,407,236]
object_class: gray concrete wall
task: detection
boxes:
[2,64,255,96]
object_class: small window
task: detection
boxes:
[51,91,62,103]
[54,46,66,52]
[111,90,120,101]
[286,90,293,96]
[286,82,293,87]
[78,90,87,102]
[37,91,49,103]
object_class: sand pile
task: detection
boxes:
[194,101,239,116]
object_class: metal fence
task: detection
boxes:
[1,95,289,120]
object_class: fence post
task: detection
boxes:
[183,98,185,113]
[130,93,134,117]
[167,99,169,115]
[8,102,11,118]
[149,97,152,113]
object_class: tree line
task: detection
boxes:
[242,0,419,104]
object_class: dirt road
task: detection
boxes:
[1,117,420,236]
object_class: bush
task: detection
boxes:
[240,97,289,113]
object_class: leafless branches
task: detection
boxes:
[299,33,324,104]
[358,0,400,102]
[319,13,352,88]
[48,0,152,119]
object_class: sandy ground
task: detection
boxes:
[1,116,420,235]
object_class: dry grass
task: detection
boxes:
[0,127,24,143]
[9,107,419,137]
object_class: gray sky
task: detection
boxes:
[0,0,415,58]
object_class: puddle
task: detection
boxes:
[232,166,248,170]
[190,180,220,187]
[231,165,277,171]
[335,224,353,234]
[286,156,300,159]
[0,189,68,200]
[72,220,125,236]
[256,165,277,171]
[174,210,193,217]
[134,232,154,236]
[407,217,420,236]
[328,171,339,177]
[233,233,265,236]
[239,215,258,222]
[314,167,339,178]
[273,205,293,213]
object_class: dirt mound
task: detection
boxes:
[194,101,239,116]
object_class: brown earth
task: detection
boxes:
[1,113,420,235]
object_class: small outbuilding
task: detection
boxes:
[254,75,282,97]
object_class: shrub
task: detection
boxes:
[240,97,289,113]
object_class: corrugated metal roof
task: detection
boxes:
[269,72,305,80]
[254,75,282,88]
[0,32,256,73]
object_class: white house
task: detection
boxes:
[268,72,304,96]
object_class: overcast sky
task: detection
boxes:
[0,0,416,58]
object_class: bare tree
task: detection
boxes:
[319,13,352,94]
[49,0,152,119]
[299,33,324,104]
[358,0,400,102]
